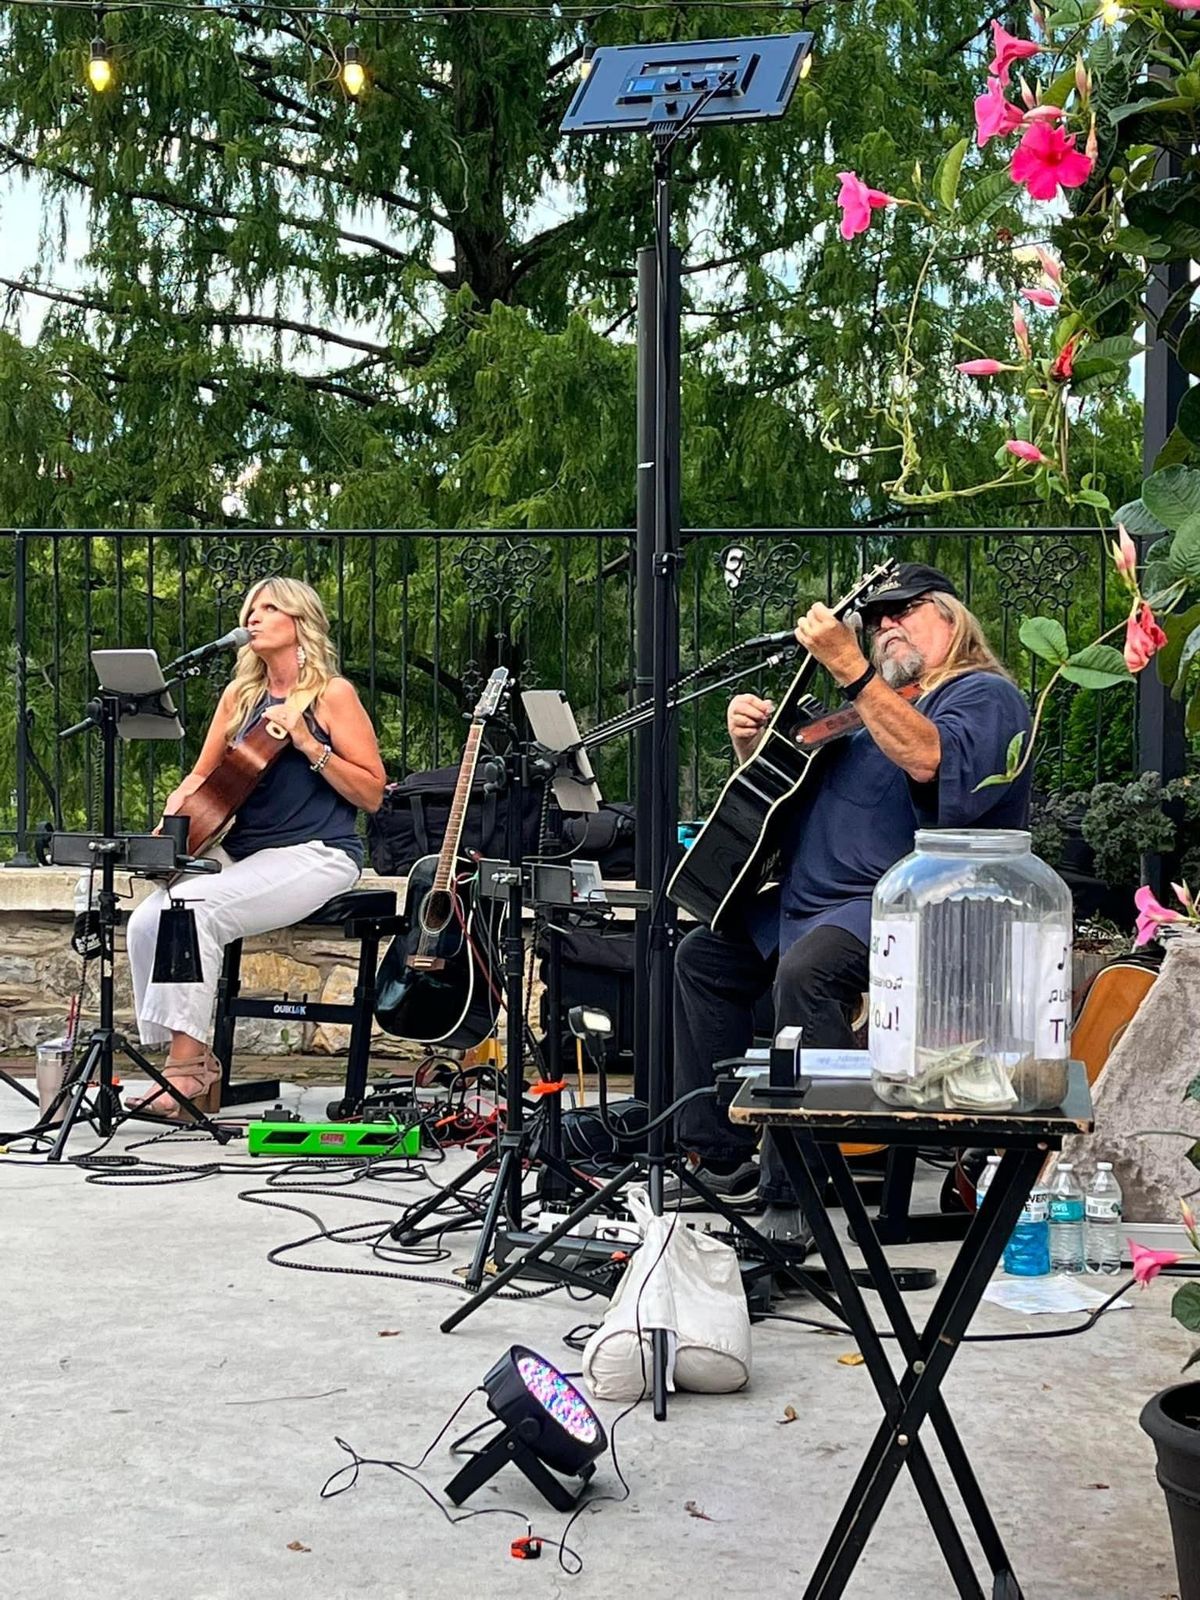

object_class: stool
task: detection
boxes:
[211,888,403,1114]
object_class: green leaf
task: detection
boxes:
[1005,730,1025,771]
[1168,514,1200,581]
[1060,645,1132,690]
[1154,426,1200,473]
[1127,181,1200,261]
[974,771,1016,791]
[1188,687,1200,738]
[1181,1347,1200,1373]
[1179,386,1200,450]
[1112,498,1168,539]
[1185,1073,1200,1104]
[1072,488,1112,511]
[958,169,1018,230]
[1187,1141,1200,1174]
[1075,271,1145,327]
[1143,468,1200,531]
[936,136,968,212]
[1157,604,1200,694]
[1172,1282,1200,1335]
[1019,617,1069,665]
[1180,316,1200,379]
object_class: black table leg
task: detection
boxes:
[823,1144,1039,1593]
[773,1134,987,1600]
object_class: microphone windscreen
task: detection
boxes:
[229,627,252,648]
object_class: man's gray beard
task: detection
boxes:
[874,641,925,688]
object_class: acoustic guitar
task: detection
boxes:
[169,688,318,857]
[374,668,509,1050]
[667,559,898,932]
[1070,957,1159,1085]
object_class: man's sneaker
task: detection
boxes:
[661,1154,761,1211]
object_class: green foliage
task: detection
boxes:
[1074,771,1200,892]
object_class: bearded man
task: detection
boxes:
[666,563,1032,1236]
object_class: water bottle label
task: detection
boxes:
[868,919,919,1077]
[1049,1198,1084,1222]
[1023,1197,1048,1222]
[1086,1199,1121,1220]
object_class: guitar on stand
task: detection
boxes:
[374,668,509,1049]
[668,559,898,930]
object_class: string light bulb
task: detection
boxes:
[340,42,366,96]
[578,41,596,81]
[87,35,114,92]
[799,51,813,80]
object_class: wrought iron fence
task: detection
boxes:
[1,525,1138,861]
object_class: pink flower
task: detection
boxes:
[1049,334,1078,381]
[1172,881,1194,913]
[1129,1240,1182,1285]
[1164,0,1200,10]
[1013,303,1031,359]
[835,171,894,240]
[1124,600,1168,673]
[1011,122,1095,201]
[1005,439,1049,465]
[989,21,1041,86]
[1183,1200,1199,1246]
[1110,523,1138,585]
[956,358,1019,376]
[1021,287,1059,308]
[1133,885,1182,947]
[975,77,1024,146]
[1022,104,1067,124]
[1036,247,1062,285]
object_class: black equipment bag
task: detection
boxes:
[537,917,636,1072]
[561,1098,651,1162]
[366,764,545,875]
[554,803,636,880]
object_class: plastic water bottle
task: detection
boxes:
[1085,1162,1124,1275]
[1048,1162,1085,1273]
[1004,1183,1050,1276]
[975,1154,1001,1212]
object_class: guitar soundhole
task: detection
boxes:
[420,890,454,935]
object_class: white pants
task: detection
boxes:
[126,840,361,1046]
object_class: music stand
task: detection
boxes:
[563,32,812,1417]
[43,649,234,1159]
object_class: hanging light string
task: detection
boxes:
[7,0,827,17]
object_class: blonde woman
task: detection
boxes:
[125,577,386,1118]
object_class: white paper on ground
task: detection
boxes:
[982,1274,1132,1316]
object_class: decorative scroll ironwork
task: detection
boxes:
[988,537,1089,616]
[717,539,809,618]
[199,538,286,599]
[458,538,547,610]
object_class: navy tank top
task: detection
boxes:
[223,692,364,866]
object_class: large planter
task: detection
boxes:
[1140,1382,1200,1600]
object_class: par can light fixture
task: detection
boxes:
[444,1345,607,1512]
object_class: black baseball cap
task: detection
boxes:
[859,562,959,621]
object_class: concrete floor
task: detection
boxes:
[0,1080,1189,1600]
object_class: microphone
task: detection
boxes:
[167,627,252,672]
[741,609,865,653]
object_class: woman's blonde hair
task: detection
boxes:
[225,577,339,741]
[919,593,1013,692]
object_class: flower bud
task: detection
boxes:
[1017,72,1038,110]
[1012,302,1031,360]
[1075,54,1090,104]
[1086,116,1098,163]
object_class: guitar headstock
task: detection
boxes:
[832,558,900,619]
[472,667,510,722]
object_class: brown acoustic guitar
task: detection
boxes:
[168,690,316,856]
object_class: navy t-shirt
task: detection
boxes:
[756,671,1032,957]
[224,693,364,866]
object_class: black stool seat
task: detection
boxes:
[303,888,397,926]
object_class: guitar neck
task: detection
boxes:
[433,721,486,891]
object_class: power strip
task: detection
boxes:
[492,1226,633,1293]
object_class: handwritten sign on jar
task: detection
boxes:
[868,918,918,1079]
[1011,924,1072,1059]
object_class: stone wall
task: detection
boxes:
[0,867,412,1058]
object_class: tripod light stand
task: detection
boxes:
[561,31,813,1418]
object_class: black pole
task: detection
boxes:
[8,531,36,867]
[1137,149,1190,898]
[634,246,657,1097]
[646,139,683,1421]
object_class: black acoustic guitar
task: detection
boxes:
[374,669,508,1049]
[667,560,898,932]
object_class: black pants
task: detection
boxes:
[674,920,869,1204]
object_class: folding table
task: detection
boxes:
[729,1062,1094,1600]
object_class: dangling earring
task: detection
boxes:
[296,644,307,673]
